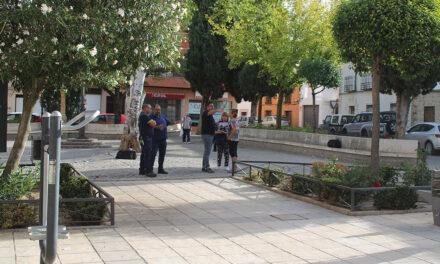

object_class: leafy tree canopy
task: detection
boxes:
[298,57,340,91]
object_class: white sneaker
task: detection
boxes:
[187,142,191,144]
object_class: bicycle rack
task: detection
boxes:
[28,110,99,264]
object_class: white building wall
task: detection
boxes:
[299,84,339,126]
[237,100,252,117]
[339,63,396,115]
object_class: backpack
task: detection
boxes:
[327,139,342,148]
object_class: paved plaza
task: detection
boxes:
[1,136,440,263]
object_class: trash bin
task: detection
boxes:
[32,139,41,161]
[433,171,440,226]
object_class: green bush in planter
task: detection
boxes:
[0,166,39,200]
[373,186,418,210]
[0,203,38,229]
[260,168,282,187]
[59,164,106,225]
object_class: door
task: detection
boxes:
[303,105,319,128]
[424,106,435,122]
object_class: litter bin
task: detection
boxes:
[433,171,440,226]
[32,139,41,161]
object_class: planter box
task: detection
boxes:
[0,164,114,229]
[433,171,440,226]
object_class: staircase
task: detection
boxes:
[61,138,107,149]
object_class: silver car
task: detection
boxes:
[403,122,440,154]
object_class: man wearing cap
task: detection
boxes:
[139,104,157,177]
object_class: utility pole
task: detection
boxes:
[0,81,7,152]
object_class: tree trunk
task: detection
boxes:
[395,92,411,138]
[113,89,125,124]
[250,98,257,118]
[2,80,42,177]
[312,88,317,132]
[78,87,87,139]
[0,81,7,153]
[371,56,381,174]
[199,96,209,134]
[258,96,263,124]
[276,91,284,129]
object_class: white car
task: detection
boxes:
[403,122,440,155]
[261,116,289,127]
[239,116,256,127]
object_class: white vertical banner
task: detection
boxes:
[125,69,146,135]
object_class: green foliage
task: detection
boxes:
[237,64,277,102]
[379,166,398,187]
[60,164,106,225]
[66,88,82,120]
[260,168,282,187]
[312,160,348,181]
[0,203,37,229]
[184,0,232,104]
[40,85,61,113]
[0,166,39,200]
[298,57,340,92]
[374,186,418,210]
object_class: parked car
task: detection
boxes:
[261,116,289,127]
[320,114,355,134]
[239,116,256,127]
[7,112,41,123]
[403,122,440,155]
[90,113,126,124]
[342,111,396,138]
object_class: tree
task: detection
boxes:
[238,64,277,123]
[333,0,440,172]
[211,0,335,128]
[0,1,184,177]
[184,0,231,113]
[298,57,340,131]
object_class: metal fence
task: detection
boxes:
[232,161,431,211]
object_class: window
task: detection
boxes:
[265,110,272,117]
[241,112,247,117]
[341,116,353,125]
[331,116,339,124]
[360,114,372,122]
[424,106,435,122]
[284,93,292,104]
[353,115,361,123]
[107,115,115,123]
[408,124,423,133]
[360,74,372,90]
[324,115,332,124]
[349,106,355,115]
[265,97,272,104]
[422,124,435,132]
[366,105,373,113]
[344,76,355,92]
[390,103,397,112]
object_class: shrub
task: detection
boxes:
[379,166,398,187]
[373,186,418,210]
[343,166,375,188]
[260,168,282,187]
[0,166,39,200]
[312,159,348,180]
[0,203,38,229]
[277,176,293,192]
[59,164,106,225]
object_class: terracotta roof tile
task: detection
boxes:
[145,76,191,89]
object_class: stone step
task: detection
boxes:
[61,144,107,149]
[64,138,99,143]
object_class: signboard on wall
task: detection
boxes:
[189,101,201,114]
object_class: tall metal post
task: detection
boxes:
[39,112,50,264]
[45,111,62,263]
[0,81,7,152]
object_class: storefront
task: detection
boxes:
[144,92,185,123]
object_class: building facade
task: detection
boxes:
[144,76,237,124]
[339,63,396,115]
[299,84,339,127]
[259,89,301,127]
[410,84,440,126]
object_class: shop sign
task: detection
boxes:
[189,101,201,114]
[146,92,185,99]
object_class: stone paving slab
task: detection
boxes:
[3,177,440,264]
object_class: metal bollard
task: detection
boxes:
[29,111,67,264]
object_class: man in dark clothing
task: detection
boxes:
[151,104,171,174]
[139,104,157,177]
[201,103,220,173]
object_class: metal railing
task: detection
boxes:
[232,161,431,211]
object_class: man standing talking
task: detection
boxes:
[151,104,171,174]
[201,103,219,173]
[139,104,156,177]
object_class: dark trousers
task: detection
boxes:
[152,139,167,170]
[217,142,229,167]
[182,129,191,142]
[140,137,153,174]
